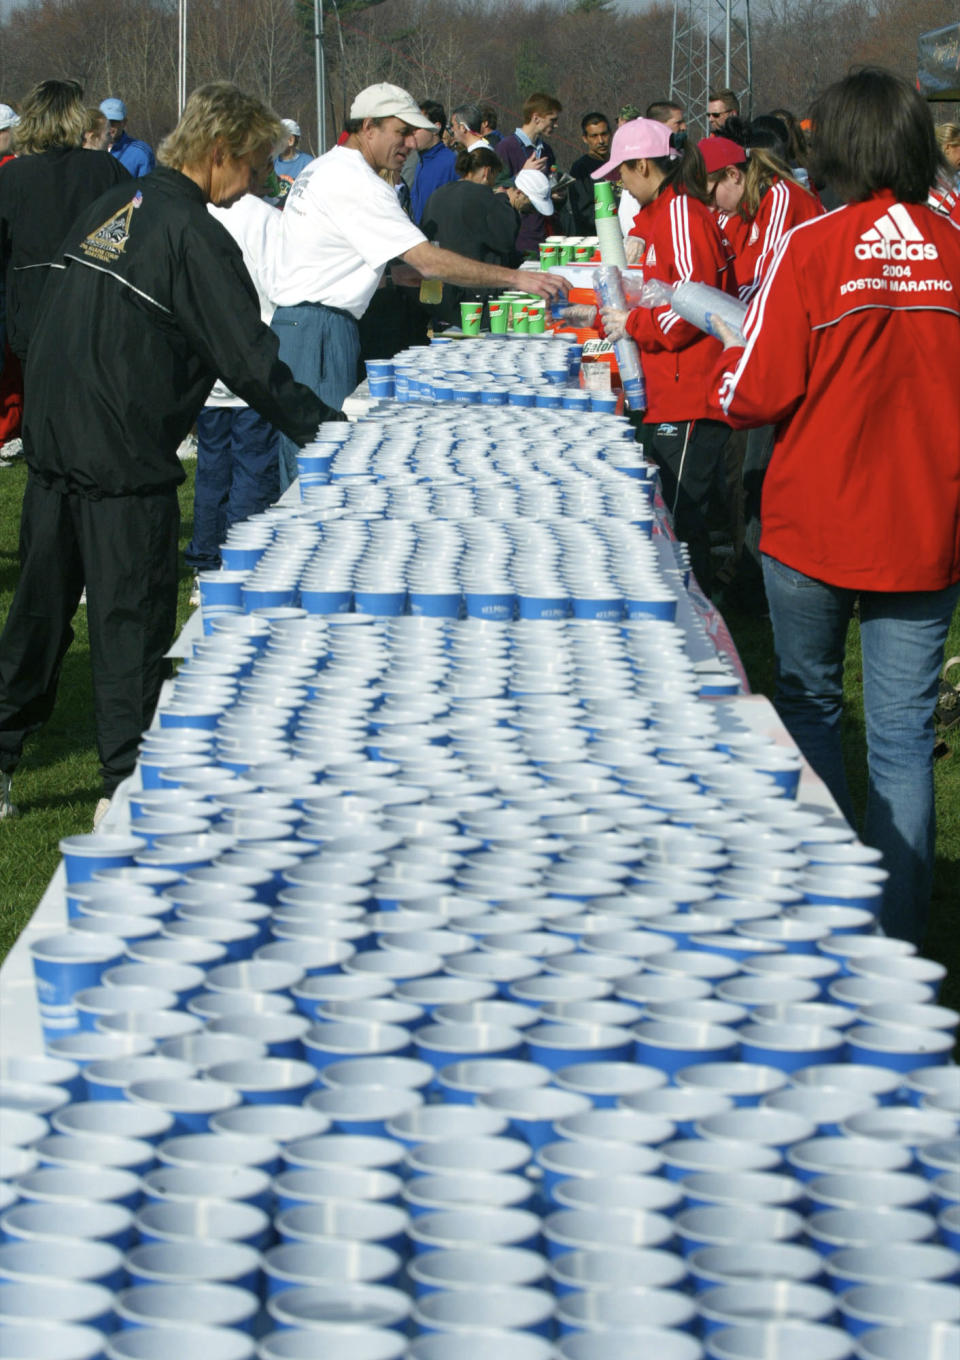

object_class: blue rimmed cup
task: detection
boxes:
[687,1241,824,1293]
[306,1084,422,1136]
[634,1021,740,1076]
[105,1326,255,1360]
[844,1023,953,1072]
[838,1280,960,1336]
[256,1329,403,1360]
[805,1206,936,1255]
[30,932,126,1041]
[113,1281,259,1333]
[274,1199,408,1254]
[0,1279,115,1332]
[408,1205,542,1254]
[702,1320,853,1359]
[262,1239,401,1294]
[434,1058,552,1104]
[548,1244,687,1296]
[411,1282,554,1335]
[0,1322,106,1359]
[787,1136,911,1182]
[535,1139,662,1201]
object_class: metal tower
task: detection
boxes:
[670,0,752,133]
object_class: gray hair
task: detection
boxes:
[452,103,484,135]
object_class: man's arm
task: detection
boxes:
[172,222,336,444]
[402,241,565,300]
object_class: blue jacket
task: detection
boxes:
[411,141,458,226]
[111,131,155,179]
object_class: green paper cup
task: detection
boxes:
[539,244,559,271]
[488,302,508,334]
[512,308,530,334]
[560,244,575,265]
[459,302,483,336]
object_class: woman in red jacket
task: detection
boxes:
[700,136,820,299]
[708,68,960,947]
[701,134,822,611]
[592,118,734,594]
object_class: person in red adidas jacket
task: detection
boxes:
[700,135,821,299]
[708,68,960,947]
[701,134,822,612]
[592,118,734,594]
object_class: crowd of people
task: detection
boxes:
[0,66,958,947]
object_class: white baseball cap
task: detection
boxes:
[515,168,554,217]
[0,103,20,131]
[281,119,301,138]
[349,83,435,131]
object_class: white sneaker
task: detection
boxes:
[189,573,201,607]
[0,773,18,819]
[93,797,111,830]
[177,434,198,461]
[0,437,23,463]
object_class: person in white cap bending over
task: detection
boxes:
[274,118,312,202]
[99,97,155,177]
[269,80,567,490]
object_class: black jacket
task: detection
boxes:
[421,179,519,326]
[568,153,605,235]
[0,146,129,359]
[23,167,332,497]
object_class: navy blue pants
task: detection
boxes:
[185,406,281,572]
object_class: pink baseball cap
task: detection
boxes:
[591,118,678,180]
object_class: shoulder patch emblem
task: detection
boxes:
[79,191,143,264]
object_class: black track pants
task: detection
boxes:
[643,418,730,595]
[0,473,178,795]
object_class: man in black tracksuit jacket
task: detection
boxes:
[0,87,337,806]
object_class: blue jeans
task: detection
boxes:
[762,554,959,946]
[272,302,360,491]
[185,407,280,571]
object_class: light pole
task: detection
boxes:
[177,0,188,115]
[313,0,390,155]
[313,0,326,153]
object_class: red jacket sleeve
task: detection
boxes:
[627,194,728,352]
[708,233,810,428]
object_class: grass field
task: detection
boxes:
[1,457,957,1016]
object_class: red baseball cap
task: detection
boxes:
[698,136,747,174]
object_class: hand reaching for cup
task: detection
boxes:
[522,272,568,302]
[600,305,629,342]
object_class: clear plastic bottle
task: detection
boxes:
[593,266,646,411]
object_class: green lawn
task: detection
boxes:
[1,459,957,1019]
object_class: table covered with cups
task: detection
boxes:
[1,334,957,1360]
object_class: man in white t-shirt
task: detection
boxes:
[270,81,566,489]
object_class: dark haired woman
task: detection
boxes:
[594,117,735,594]
[421,146,522,327]
[708,68,960,947]
[0,80,127,361]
